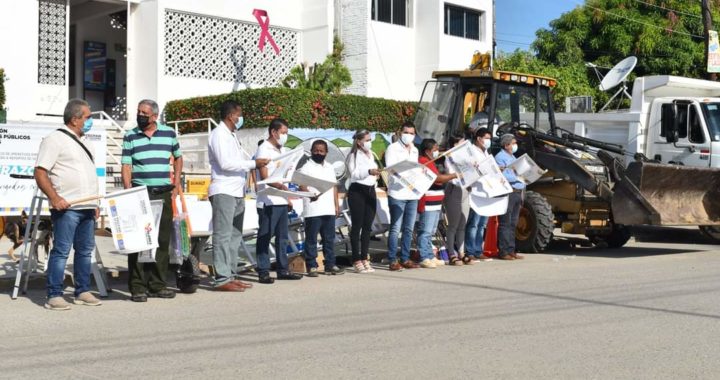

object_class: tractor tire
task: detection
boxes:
[589,224,632,248]
[699,225,720,243]
[515,191,554,253]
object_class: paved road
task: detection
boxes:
[1,229,719,379]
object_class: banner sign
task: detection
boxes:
[0,124,106,216]
[104,186,158,254]
[444,141,483,187]
[384,160,437,200]
[709,30,720,73]
[508,154,546,185]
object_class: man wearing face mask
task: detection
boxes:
[207,100,269,291]
[254,118,303,283]
[384,121,420,271]
[465,128,494,263]
[121,99,183,302]
[298,140,344,276]
[35,99,102,310]
[495,133,525,261]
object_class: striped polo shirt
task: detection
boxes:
[418,156,445,212]
[121,124,182,188]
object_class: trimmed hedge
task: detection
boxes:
[164,88,417,134]
[0,68,5,110]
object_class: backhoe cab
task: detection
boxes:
[414,69,720,251]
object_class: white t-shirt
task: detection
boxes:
[255,140,287,207]
[384,141,418,200]
[298,160,336,218]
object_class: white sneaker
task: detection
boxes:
[73,292,102,306]
[353,261,368,273]
[362,260,375,273]
[45,297,72,311]
[420,259,437,269]
[432,257,445,266]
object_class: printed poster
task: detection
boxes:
[384,160,437,200]
[104,186,158,254]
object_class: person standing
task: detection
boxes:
[255,118,303,283]
[443,132,470,266]
[346,130,379,273]
[299,140,344,276]
[416,139,457,269]
[465,128,494,262]
[35,98,102,310]
[121,99,183,302]
[208,100,269,291]
[384,122,420,271]
[495,134,525,261]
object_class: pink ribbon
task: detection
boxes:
[252,9,280,55]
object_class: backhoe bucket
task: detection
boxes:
[610,161,720,226]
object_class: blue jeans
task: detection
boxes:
[387,197,418,262]
[465,210,489,257]
[210,194,245,286]
[256,205,290,276]
[303,215,336,269]
[417,210,441,261]
[47,209,96,298]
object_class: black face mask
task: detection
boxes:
[137,115,151,130]
[311,154,326,164]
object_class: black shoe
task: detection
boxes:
[258,273,275,284]
[325,265,345,275]
[130,293,147,302]
[147,289,176,299]
[277,272,303,280]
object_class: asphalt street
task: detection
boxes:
[1,227,719,379]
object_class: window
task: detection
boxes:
[444,4,481,40]
[660,103,705,143]
[372,0,408,27]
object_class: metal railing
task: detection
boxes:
[167,117,219,136]
[91,111,126,166]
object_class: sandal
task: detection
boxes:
[462,255,475,265]
[449,256,464,266]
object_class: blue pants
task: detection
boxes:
[417,210,441,261]
[47,209,95,298]
[465,209,489,257]
[387,197,418,263]
[303,215,336,269]
[256,205,290,276]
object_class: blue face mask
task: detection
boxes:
[235,116,244,130]
[82,118,93,134]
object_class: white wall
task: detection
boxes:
[337,0,368,96]
[301,0,333,65]
[366,20,415,100]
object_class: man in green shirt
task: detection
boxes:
[121,99,183,302]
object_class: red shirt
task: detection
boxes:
[418,156,445,213]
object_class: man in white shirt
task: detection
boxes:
[384,122,420,270]
[465,127,494,261]
[208,100,269,291]
[298,140,344,276]
[255,118,304,283]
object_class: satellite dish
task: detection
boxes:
[599,56,637,91]
[295,138,348,182]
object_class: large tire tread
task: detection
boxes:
[515,191,554,253]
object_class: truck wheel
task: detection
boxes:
[589,224,631,248]
[699,225,720,243]
[515,191,554,253]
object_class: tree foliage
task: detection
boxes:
[282,36,352,94]
[498,0,720,111]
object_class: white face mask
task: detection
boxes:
[363,141,372,151]
[511,143,518,154]
[432,151,439,159]
[483,138,492,150]
[401,133,414,146]
[278,133,288,146]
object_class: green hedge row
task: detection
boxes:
[164,88,417,134]
[0,68,6,110]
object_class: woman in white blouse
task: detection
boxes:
[345,130,380,273]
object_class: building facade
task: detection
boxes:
[0,0,493,123]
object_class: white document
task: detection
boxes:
[257,186,318,199]
[444,141,483,187]
[384,160,438,200]
[138,200,164,263]
[469,193,509,216]
[292,170,336,194]
[508,154,547,185]
[257,147,305,185]
[104,186,158,254]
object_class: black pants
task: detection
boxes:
[498,191,523,256]
[347,183,376,262]
[128,190,172,294]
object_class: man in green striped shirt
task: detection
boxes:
[121,99,183,302]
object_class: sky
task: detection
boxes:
[495,0,579,53]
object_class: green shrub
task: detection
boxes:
[164,88,417,134]
[0,68,5,110]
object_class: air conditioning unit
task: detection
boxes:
[565,96,593,113]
